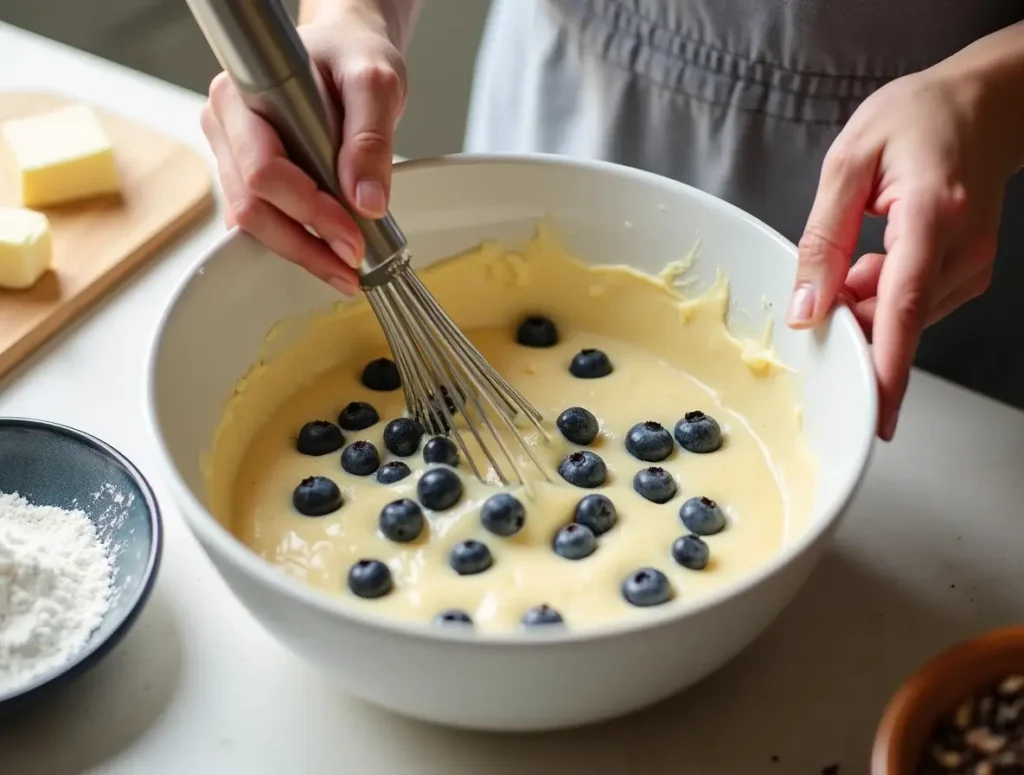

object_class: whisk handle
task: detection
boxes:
[186,0,407,283]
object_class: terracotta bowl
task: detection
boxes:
[872,625,1024,774]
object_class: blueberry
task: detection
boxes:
[516,315,558,348]
[423,386,460,423]
[417,467,463,511]
[621,567,673,607]
[383,417,425,456]
[674,411,723,453]
[556,406,599,445]
[569,348,613,379]
[292,476,343,516]
[632,466,677,504]
[421,386,461,431]
[347,559,392,599]
[361,358,401,391]
[479,493,526,537]
[423,436,459,467]
[379,498,425,543]
[449,539,493,575]
[573,494,617,535]
[552,523,598,560]
[625,421,674,462]
[341,440,380,476]
[296,420,344,456]
[434,609,473,627]
[522,604,564,627]
[558,450,607,488]
[680,496,726,535]
[672,534,710,570]
[376,460,412,485]
[337,401,380,431]
[435,385,460,413]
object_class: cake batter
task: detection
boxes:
[206,229,817,633]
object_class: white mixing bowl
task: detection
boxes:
[146,155,876,731]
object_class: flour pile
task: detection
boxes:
[0,491,112,694]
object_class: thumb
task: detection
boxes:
[789,145,879,328]
[336,53,406,219]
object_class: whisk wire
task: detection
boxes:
[394,287,506,482]
[368,285,490,483]
[401,279,511,410]
[361,252,551,487]
[404,274,547,430]
[401,273,555,483]
[389,275,528,488]
[371,279,516,486]
[364,290,417,415]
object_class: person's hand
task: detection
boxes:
[200,9,408,295]
[788,62,1018,441]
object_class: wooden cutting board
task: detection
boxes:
[0,92,214,380]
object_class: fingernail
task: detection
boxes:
[881,411,898,441]
[787,283,816,326]
[328,276,358,297]
[328,238,361,269]
[355,179,386,218]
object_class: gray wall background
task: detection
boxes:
[0,0,491,159]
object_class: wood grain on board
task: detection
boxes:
[0,92,213,380]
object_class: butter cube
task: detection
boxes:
[1,104,121,207]
[0,206,52,289]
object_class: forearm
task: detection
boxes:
[298,0,423,49]
[933,20,1024,175]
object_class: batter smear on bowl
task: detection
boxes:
[205,227,817,633]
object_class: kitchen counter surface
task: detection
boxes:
[1,21,1022,775]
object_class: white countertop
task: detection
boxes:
[1,21,1022,775]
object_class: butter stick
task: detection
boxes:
[1,104,121,208]
[0,206,52,290]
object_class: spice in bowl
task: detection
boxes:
[919,674,1024,774]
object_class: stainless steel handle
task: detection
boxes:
[186,0,407,284]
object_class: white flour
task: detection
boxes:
[0,491,112,694]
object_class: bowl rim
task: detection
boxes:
[0,417,164,707]
[871,624,1024,774]
[144,152,877,646]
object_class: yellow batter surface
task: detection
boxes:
[206,228,817,633]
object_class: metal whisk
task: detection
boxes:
[188,0,552,486]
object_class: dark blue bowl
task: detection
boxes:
[0,418,162,709]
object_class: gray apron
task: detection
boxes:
[464,0,1024,408]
